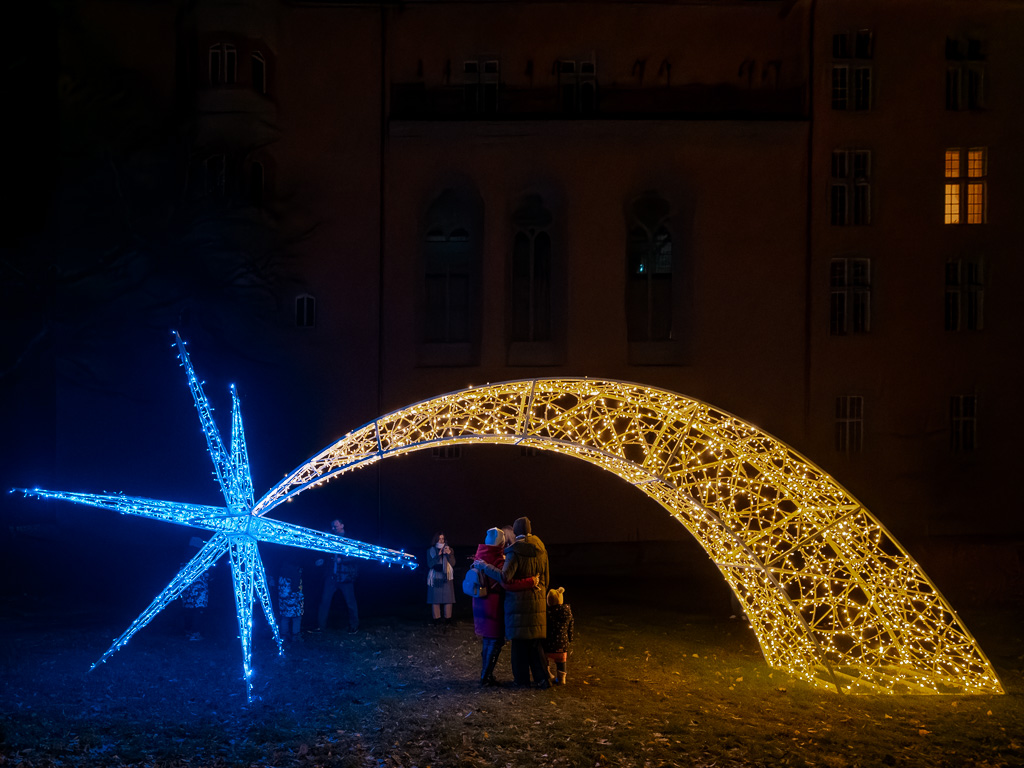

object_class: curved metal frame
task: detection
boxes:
[254,378,1003,695]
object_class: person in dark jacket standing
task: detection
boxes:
[316,519,359,633]
[498,516,550,688]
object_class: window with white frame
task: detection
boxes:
[835,395,864,454]
[944,259,984,331]
[558,59,597,113]
[829,257,871,335]
[950,395,977,453]
[209,44,237,86]
[463,58,499,113]
[831,29,872,110]
[295,294,316,327]
[830,149,871,226]
[944,148,986,224]
[945,37,985,111]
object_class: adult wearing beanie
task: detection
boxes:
[471,527,537,686]
[501,516,550,688]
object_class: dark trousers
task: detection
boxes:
[480,637,505,682]
[510,638,547,685]
[318,579,358,630]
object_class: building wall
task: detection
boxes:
[18,1,1023,585]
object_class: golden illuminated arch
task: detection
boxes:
[254,379,1002,695]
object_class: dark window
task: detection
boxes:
[511,230,552,342]
[831,66,849,110]
[626,225,673,342]
[209,44,237,86]
[463,58,499,114]
[424,228,472,343]
[296,295,316,327]
[835,395,864,453]
[831,30,872,110]
[205,154,226,197]
[944,260,984,331]
[558,59,597,113]
[432,445,462,460]
[252,52,266,95]
[946,38,986,110]
[950,395,977,453]
[830,258,871,335]
[830,149,870,226]
[854,30,874,59]
[249,162,264,205]
[832,33,850,59]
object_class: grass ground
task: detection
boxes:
[1,589,1022,768]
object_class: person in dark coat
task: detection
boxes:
[316,519,360,633]
[477,516,550,687]
[472,527,538,686]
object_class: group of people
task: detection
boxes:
[427,516,574,689]
[182,515,575,690]
[274,518,361,641]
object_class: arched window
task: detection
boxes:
[626,195,674,342]
[422,190,481,349]
[510,196,553,343]
[251,51,266,95]
[209,44,237,86]
[295,294,316,328]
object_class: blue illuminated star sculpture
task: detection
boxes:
[15,333,416,701]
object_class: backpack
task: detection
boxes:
[462,567,489,598]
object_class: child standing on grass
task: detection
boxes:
[278,562,304,641]
[543,587,574,685]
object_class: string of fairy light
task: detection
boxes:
[255,378,1002,695]
[15,333,417,702]
[16,342,1001,697]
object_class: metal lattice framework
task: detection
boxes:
[16,334,417,702]
[255,379,1002,695]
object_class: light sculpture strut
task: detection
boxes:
[16,333,416,701]
[255,379,1002,695]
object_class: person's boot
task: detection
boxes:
[479,639,494,685]
[556,670,567,685]
[483,640,502,686]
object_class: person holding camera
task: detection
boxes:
[427,532,456,628]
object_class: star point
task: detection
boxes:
[17,333,416,701]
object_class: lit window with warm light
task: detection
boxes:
[944,148,986,224]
